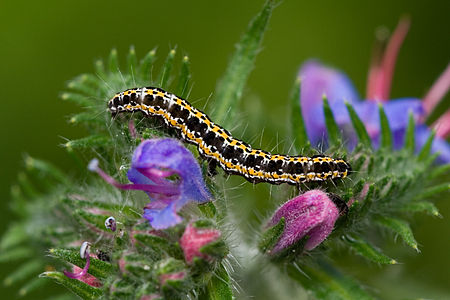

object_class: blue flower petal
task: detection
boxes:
[299,60,360,146]
[349,98,425,149]
[129,138,212,229]
[143,202,183,229]
[415,126,450,164]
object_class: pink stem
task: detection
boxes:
[64,255,90,279]
[423,64,450,116]
[433,110,450,139]
[378,18,410,101]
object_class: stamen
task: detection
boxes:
[63,241,91,280]
[136,167,178,185]
[433,111,450,139]
[423,64,450,116]
[105,216,117,232]
[378,17,410,101]
[366,27,389,100]
[88,159,180,196]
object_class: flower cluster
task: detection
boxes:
[299,18,450,163]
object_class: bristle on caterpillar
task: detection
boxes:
[108,87,352,185]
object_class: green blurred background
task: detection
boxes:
[1,0,449,298]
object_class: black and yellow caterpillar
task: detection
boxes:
[108,87,351,185]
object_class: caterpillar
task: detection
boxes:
[108,87,351,185]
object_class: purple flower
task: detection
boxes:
[298,18,450,163]
[89,138,212,229]
[267,190,340,254]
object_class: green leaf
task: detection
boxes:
[108,48,119,73]
[343,234,397,265]
[345,102,372,148]
[139,48,157,83]
[0,246,33,263]
[323,95,340,146]
[429,162,450,179]
[158,48,176,89]
[19,277,47,297]
[290,78,310,151]
[24,155,70,185]
[258,217,285,253]
[3,260,43,286]
[61,92,93,107]
[74,209,111,233]
[413,182,450,200]
[69,112,105,126]
[199,263,233,300]
[126,45,137,76]
[418,130,435,161]
[63,135,112,150]
[404,111,415,152]
[17,172,39,198]
[176,55,191,98]
[67,75,98,95]
[287,260,375,300]
[133,233,182,258]
[40,271,102,300]
[378,103,392,149]
[0,223,27,251]
[375,216,418,251]
[213,0,275,127]
[49,248,113,279]
[401,201,440,217]
[359,184,375,218]
[9,185,27,217]
[198,202,217,219]
[94,59,106,79]
[62,197,140,219]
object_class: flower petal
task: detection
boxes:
[143,201,183,229]
[415,125,450,164]
[129,138,211,204]
[299,60,360,146]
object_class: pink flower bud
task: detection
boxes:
[179,223,221,264]
[267,190,340,254]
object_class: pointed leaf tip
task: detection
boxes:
[378,103,392,150]
[418,129,436,161]
[323,95,341,146]
[405,111,415,152]
[375,216,419,251]
[343,234,396,265]
[213,0,275,127]
[345,102,372,148]
[290,78,309,151]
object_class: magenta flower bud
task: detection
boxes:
[179,222,222,264]
[267,190,340,254]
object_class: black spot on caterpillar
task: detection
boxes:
[108,87,352,185]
